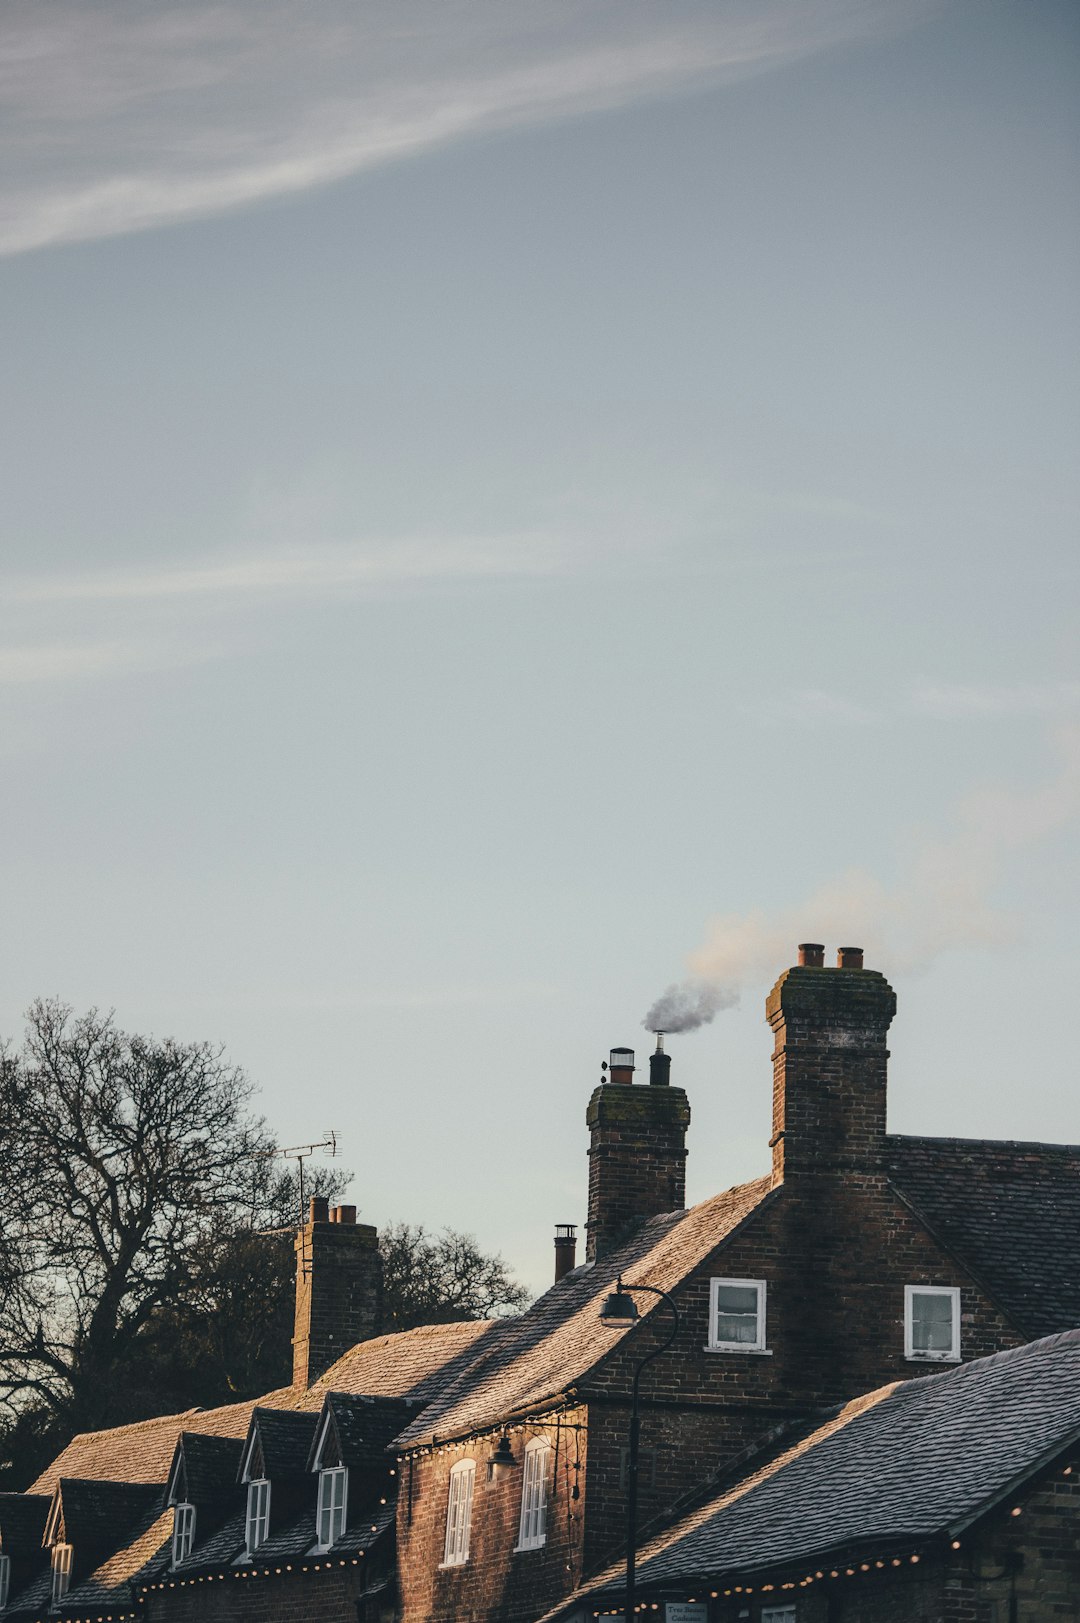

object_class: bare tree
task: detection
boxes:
[379,1222,530,1332]
[0,1000,289,1451]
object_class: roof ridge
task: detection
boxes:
[888,1132,1080,1154]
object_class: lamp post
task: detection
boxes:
[599,1278,681,1619]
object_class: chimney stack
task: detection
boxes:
[553,1224,578,1282]
[586,1042,690,1262]
[292,1200,383,1387]
[767,944,896,1184]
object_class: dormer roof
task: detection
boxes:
[238,1409,318,1483]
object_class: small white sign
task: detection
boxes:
[665,1606,708,1623]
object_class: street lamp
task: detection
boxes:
[599,1278,681,1619]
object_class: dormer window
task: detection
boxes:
[51,1543,73,1602]
[515,1439,550,1551]
[905,1285,960,1362]
[441,1459,475,1567]
[0,1550,10,1608]
[172,1502,196,1566]
[245,1480,271,1554]
[316,1466,348,1550]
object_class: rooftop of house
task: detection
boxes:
[168,1432,246,1503]
[30,1399,262,1496]
[29,1317,496,1500]
[394,1176,773,1450]
[0,1491,50,1556]
[47,1478,163,1551]
[886,1133,1080,1338]
[392,1127,1080,1452]
[58,1503,174,1613]
[541,1328,1080,1619]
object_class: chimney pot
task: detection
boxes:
[553,1224,578,1283]
[309,1196,330,1224]
[608,1047,636,1083]
[837,947,864,970]
[331,1204,357,1225]
[649,1036,672,1087]
[797,943,825,968]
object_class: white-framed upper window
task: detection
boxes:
[245,1479,271,1554]
[761,1607,797,1623]
[172,1502,196,1566]
[708,1278,767,1352]
[316,1465,348,1550]
[51,1543,73,1603]
[515,1439,550,1551]
[905,1285,960,1362]
[441,1459,476,1567]
[0,1550,10,1609]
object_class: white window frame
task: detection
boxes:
[761,1607,797,1623]
[707,1277,768,1353]
[0,1550,10,1609]
[441,1459,476,1568]
[514,1439,550,1552]
[245,1478,271,1554]
[316,1465,348,1551]
[51,1543,73,1603]
[172,1502,196,1566]
[904,1285,961,1362]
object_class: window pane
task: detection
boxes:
[0,1551,9,1608]
[714,1283,760,1344]
[715,1284,758,1315]
[913,1292,954,1352]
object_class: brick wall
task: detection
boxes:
[395,1409,588,1623]
[292,1206,383,1387]
[766,962,896,1182]
[585,1081,691,1262]
[580,1179,1021,1566]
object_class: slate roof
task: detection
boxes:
[173,1506,246,1574]
[310,1393,416,1472]
[30,1398,264,1494]
[59,1503,173,1612]
[170,1432,245,1502]
[29,1318,492,1499]
[288,1318,497,1409]
[541,1329,1080,1618]
[4,1564,52,1621]
[49,1478,162,1551]
[245,1409,319,1478]
[396,1176,773,1449]
[888,1134,1080,1338]
[0,1492,50,1556]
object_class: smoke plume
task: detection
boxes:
[643,979,739,1034]
[643,727,1080,1031]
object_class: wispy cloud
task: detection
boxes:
[750,680,1080,727]
[0,0,934,256]
[0,534,566,607]
[909,682,1080,719]
[0,637,217,685]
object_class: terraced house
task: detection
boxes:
[1,947,1078,1622]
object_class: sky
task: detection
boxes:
[1,0,1078,1296]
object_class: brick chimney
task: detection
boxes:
[766,945,897,1184]
[292,1198,383,1388]
[585,1041,691,1262]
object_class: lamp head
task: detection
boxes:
[599,1280,640,1326]
[488,1431,516,1479]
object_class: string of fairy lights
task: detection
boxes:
[35,1440,1071,1622]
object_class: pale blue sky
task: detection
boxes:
[1,0,1077,1293]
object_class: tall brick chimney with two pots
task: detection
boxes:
[766,944,897,1186]
[585,1037,691,1262]
[292,1198,383,1387]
